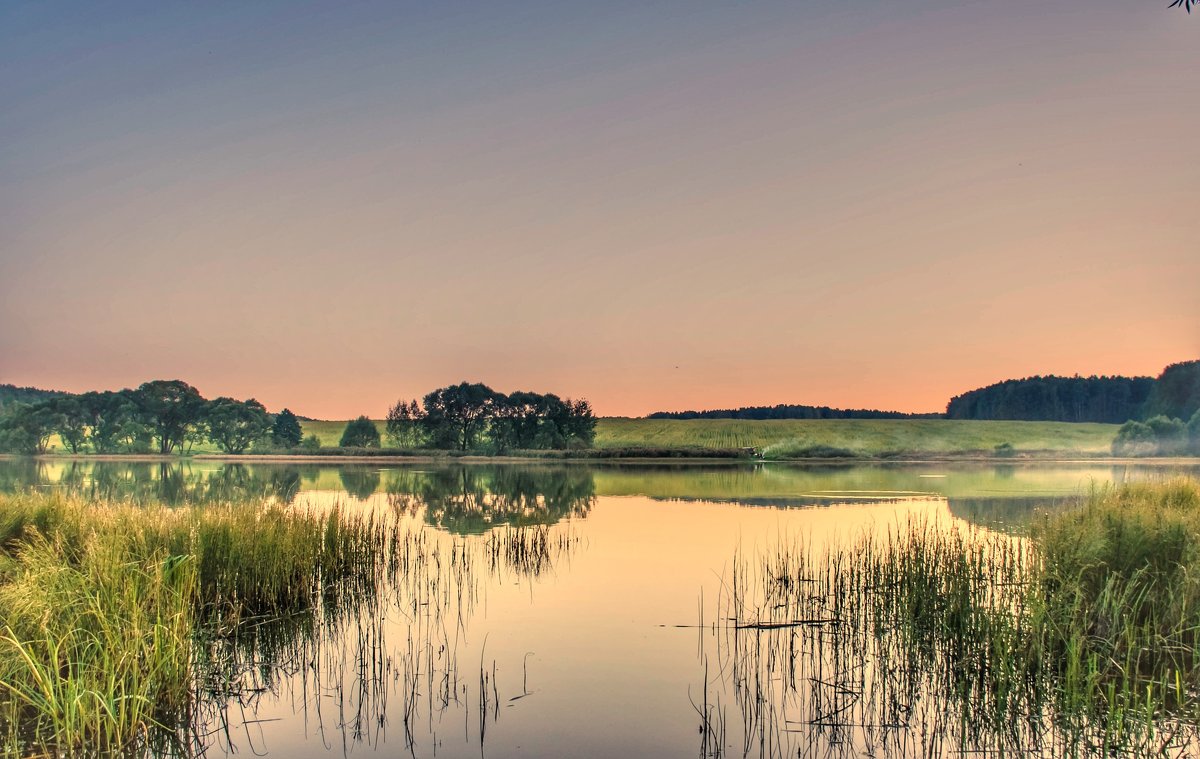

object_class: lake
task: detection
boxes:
[2,459,1197,757]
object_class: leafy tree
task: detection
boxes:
[0,402,63,454]
[299,433,322,451]
[490,391,545,451]
[133,380,207,454]
[271,408,304,448]
[340,415,381,448]
[86,391,149,453]
[204,397,272,454]
[420,383,500,451]
[386,398,424,448]
[1143,361,1200,422]
[1189,410,1200,455]
[50,395,91,453]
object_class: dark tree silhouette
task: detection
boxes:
[271,408,304,448]
[340,415,381,448]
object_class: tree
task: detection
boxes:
[86,390,150,453]
[271,408,304,448]
[50,395,91,453]
[490,391,545,451]
[133,380,207,454]
[420,383,500,451]
[340,415,381,448]
[1188,410,1200,455]
[1143,361,1200,422]
[204,397,272,454]
[0,402,63,454]
[563,398,597,447]
[386,398,424,448]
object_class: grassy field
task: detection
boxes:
[297,418,1119,458]
[591,418,1118,457]
[293,417,1120,458]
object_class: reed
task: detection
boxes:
[711,479,1200,756]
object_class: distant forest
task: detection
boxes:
[655,360,1200,425]
[0,384,63,410]
[648,404,937,420]
[945,376,1155,424]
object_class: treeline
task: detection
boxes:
[0,384,63,411]
[946,361,1199,424]
[0,380,302,455]
[648,404,936,420]
[0,379,595,456]
[946,375,1155,423]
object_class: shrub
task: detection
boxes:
[339,416,380,448]
[1111,420,1156,456]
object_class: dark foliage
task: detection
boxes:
[1142,361,1200,422]
[649,404,933,420]
[0,402,62,454]
[946,375,1155,423]
[271,408,304,448]
[339,416,381,448]
[415,383,596,453]
[0,384,63,411]
[204,397,272,454]
[133,380,208,454]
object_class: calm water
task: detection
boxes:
[2,459,1198,757]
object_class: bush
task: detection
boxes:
[993,442,1016,457]
[299,433,322,451]
[339,416,380,448]
[1146,414,1189,455]
[1111,420,1157,456]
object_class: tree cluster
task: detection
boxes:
[0,380,302,455]
[376,382,596,452]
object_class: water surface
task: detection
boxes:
[1,460,1196,757]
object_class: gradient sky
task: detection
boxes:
[1,1,1197,418]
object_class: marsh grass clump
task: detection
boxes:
[0,491,404,756]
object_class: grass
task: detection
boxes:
[0,492,403,755]
[595,418,1119,458]
[714,478,1200,755]
[0,489,583,756]
[297,418,1119,458]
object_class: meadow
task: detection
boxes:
[298,417,1120,458]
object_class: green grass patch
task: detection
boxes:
[595,418,1119,458]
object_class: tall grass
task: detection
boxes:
[0,492,401,755]
[712,479,1200,756]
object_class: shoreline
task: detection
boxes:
[4,453,1199,466]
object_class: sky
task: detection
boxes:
[1,1,1197,419]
